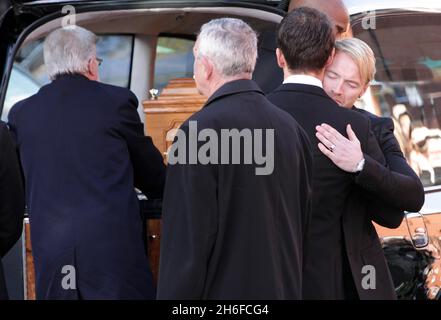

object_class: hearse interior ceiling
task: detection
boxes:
[24,7,282,45]
[353,12,441,82]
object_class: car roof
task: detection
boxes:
[13,0,281,6]
[14,0,441,14]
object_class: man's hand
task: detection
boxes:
[315,123,364,173]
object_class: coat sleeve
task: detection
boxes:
[157,122,218,299]
[117,92,166,199]
[357,119,406,229]
[0,122,24,257]
[356,118,424,212]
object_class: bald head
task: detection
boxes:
[288,0,349,39]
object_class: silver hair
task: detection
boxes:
[197,18,258,77]
[43,26,97,80]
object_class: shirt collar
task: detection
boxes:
[283,74,323,88]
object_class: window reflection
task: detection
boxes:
[153,37,195,93]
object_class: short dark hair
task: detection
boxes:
[277,7,335,73]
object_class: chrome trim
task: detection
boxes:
[22,218,29,300]
[424,185,441,195]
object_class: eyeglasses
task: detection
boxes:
[96,57,103,67]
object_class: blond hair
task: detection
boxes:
[334,38,376,84]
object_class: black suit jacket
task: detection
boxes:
[0,122,24,299]
[157,79,313,299]
[340,108,425,300]
[267,83,403,299]
[8,74,166,299]
[354,108,425,214]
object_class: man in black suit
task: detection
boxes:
[157,18,312,299]
[0,122,24,300]
[253,0,350,93]
[314,38,425,299]
[8,26,165,299]
[267,8,403,299]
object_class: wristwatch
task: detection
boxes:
[355,158,365,173]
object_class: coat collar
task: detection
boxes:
[204,79,264,107]
[273,83,332,101]
[53,73,89,82]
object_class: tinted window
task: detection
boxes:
[354,11,441,187]
[153,37,195,93]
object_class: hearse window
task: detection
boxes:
[2,35,134,121]
[153,36,195,93]
[353,11,441,187]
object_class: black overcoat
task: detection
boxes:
[157,79,313,299]
[8,74,165,299]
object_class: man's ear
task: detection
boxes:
[201,56,213,80]
[276,48,286,69]
[325,48,336,68]
[86,58,98,80]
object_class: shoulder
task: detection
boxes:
[354,107,387,123]
[335,105,371,126]
[97,82,138,104]
[353,107,392,125]
[372,116,394,130]
[182,94,235,130]
[268,85,340,110]
[372,117,395,145]
[353,107,376,118]
[266,91,279,102]
[353,107,395,131]
[7,94,34,123]
[330,106,374,142]
[267,98,304,129]
[91,82,139,121]
[181,103,216,131]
